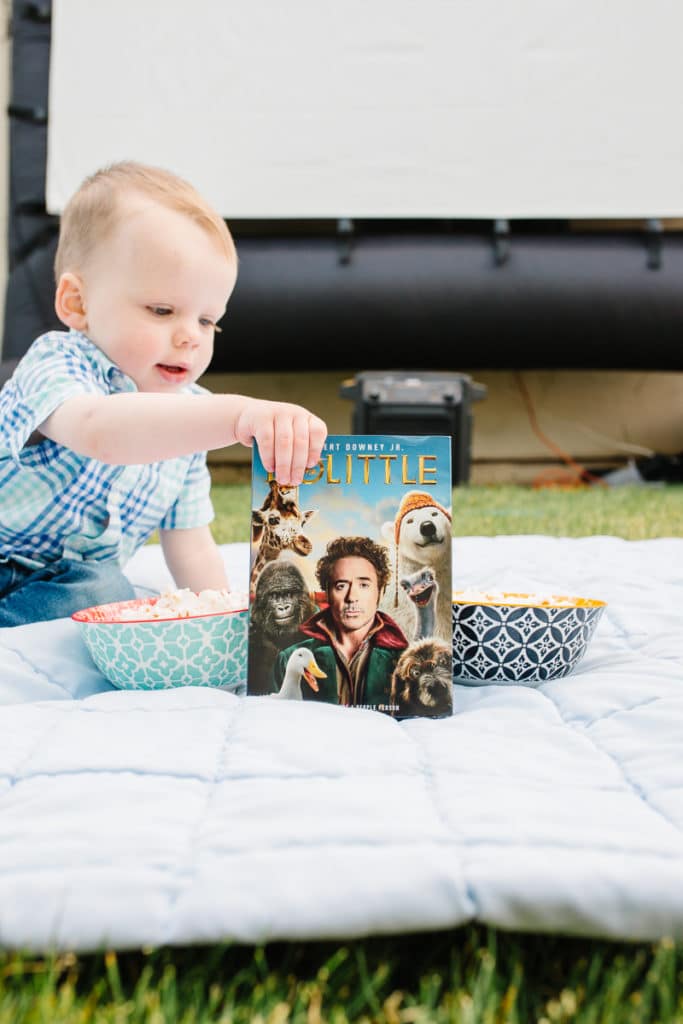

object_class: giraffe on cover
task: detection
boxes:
[250,481,317,596]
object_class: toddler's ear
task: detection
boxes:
[54,272,87,330]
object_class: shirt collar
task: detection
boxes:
[69,330,138,393]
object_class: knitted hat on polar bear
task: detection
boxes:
[392,491,452,605]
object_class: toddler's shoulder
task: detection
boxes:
[0,332,114,431]
[15,330,110,391]
[16,329,91,372]
[0,331,69,402]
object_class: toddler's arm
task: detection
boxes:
[39,392,327,484]
[159,526,229,592]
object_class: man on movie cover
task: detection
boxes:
[272,535,408,708]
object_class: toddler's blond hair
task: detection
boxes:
[54,161,236,281]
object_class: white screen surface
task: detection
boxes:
[47,1,683,218]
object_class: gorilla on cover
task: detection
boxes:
[248,561,317,694]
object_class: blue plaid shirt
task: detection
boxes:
[0,330,214,565]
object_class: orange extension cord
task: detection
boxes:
[513,373,608,489]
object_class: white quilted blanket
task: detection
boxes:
[1,537,682,953]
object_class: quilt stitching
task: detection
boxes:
[2,711,60,792]
[46,701,235,715]
[1,836,682,880]
[1,642,75,699]
[158,698,244,942]
[601,609,649,652]
[561,694,669,726]
[602,608,679,661]
[0,760,642,789]
[536,689,683,842]
[406,726,479,916]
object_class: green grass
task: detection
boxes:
[210,483,683,543]
[4,484,683,1022]
[2,928,682,1023]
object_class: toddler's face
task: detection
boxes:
[78,200,236,392]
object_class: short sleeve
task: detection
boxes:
[158,451,215,530]
[0,333,104,464]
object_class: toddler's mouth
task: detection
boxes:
[156,363,190,381]
[158,363,187,374]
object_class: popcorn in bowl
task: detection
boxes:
[451,589,606,686]
[72,589,249,690]
[451,590,603,610]
[115,588,247,620]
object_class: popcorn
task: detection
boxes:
[116,588,248,621]
[452,590,580,608]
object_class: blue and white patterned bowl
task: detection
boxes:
[73,597,248,690]
[451,591,606,685]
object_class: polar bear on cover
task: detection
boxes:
[380,491,452,642]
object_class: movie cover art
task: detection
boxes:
[247,434,453,718]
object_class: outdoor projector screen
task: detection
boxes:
[47,0,683,219]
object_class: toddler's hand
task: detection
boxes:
[235,400,327,484]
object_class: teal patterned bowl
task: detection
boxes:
[72,597,249,690]
[452,591,606,685]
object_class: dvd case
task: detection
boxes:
[247,434,453,717]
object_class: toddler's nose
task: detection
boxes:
[172,325,200,349]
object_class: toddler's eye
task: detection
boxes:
[147,305,172,317]
[200,317,222,333]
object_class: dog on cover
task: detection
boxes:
[381,490,452,642]
[390,638,453,718]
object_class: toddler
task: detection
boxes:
[0,161,327,626]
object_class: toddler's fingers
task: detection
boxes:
[273,416,295,484]
[306,415,327,468]
[254,417,276,474]
[288,412,316,485]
